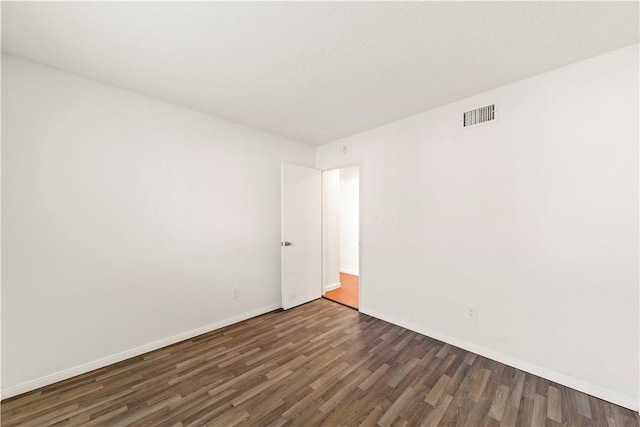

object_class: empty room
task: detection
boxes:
[1,2,639,426]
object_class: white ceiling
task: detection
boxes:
[2,2,638,145]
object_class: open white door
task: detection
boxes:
[281,163,321,310]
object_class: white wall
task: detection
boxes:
[339,166,359,276]
[0,54,3,398]
[317,44,639,409]
[322,169,341,291]
[1,55,315,397]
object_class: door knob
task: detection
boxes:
[282,241,292,246]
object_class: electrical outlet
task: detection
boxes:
[233,287,240,298]
[467,305,477,321]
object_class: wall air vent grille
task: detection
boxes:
[463,104,495,128]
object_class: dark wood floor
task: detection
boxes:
[2,299,638,426]
[324,272,359,309]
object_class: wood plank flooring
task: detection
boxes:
[324,273,359,309]
[2,299,638,426]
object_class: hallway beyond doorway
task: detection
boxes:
[324,273,358,309]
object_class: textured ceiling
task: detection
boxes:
[2,2,638,145]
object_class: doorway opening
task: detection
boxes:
[321,165,360,310]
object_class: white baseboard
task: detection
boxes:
[324,282,341,292]
[340,268,359,276]
[360,306,638,411]
[1,303,281,401]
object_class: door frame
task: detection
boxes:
[320,162,363,310]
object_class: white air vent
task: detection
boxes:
[463,104,495,128]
